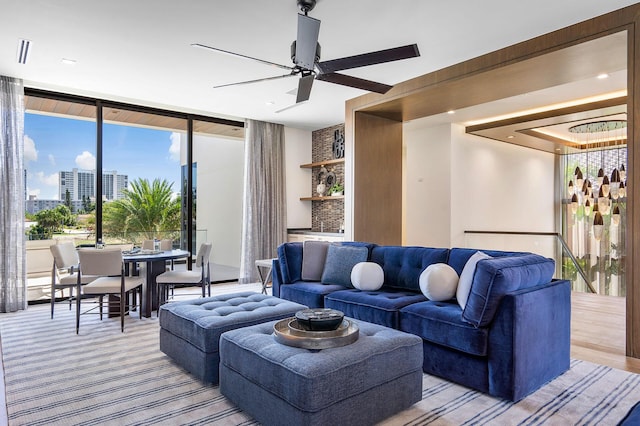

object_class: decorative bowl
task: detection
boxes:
[294,308,344,331]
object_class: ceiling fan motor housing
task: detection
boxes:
[291,41,321,70]
[297,0,317,14]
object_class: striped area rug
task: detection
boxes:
[1,300,639,425]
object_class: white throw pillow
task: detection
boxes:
[456,251,492,309]
[350,262,384,291]
[419,263,459,301]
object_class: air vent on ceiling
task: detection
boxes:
[17,39,31,64]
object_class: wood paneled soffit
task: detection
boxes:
[355,30,627,124]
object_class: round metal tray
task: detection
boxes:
[273,318,359,349]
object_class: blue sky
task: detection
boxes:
[24,113,182,200]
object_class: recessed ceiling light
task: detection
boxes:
[597,73,609,79]
[61,58,76,65]
[447,110,455,115]
[265,101,276,106]
[507,135,515,139]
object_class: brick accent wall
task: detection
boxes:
[311,123,345,233]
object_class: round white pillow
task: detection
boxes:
[350,262,384,291]
[419,263,459,301]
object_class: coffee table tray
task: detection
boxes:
[273,318,359,349]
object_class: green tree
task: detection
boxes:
[64,189,73,212]
[34,208,64,235]
[102,178,181,240]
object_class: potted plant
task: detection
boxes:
[328,182,344,196]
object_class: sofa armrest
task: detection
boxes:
[272,258,284,298]
[487,279,571,401]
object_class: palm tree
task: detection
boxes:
[103,178,181,241]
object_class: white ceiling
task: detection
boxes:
[1,0,637,131]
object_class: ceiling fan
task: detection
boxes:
[192,0,420,110]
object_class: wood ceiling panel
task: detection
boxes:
[25,96,244,138]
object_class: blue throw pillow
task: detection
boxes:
[321,244,369,287]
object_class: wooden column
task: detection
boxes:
[353,112,402,245]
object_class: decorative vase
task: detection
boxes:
[316,183,326,196]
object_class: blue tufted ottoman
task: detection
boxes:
[219,318,423,426]
[158,292,307,384]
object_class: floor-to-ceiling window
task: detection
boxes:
[23,89,244,300]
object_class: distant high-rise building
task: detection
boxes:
[59,168,128,201]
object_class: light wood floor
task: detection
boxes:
[570,291,640,374]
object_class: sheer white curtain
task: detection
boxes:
[239,120,287,283]
[0,76,27,312]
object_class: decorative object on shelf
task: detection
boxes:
[332,129,345,159]
[316,183,326,196]
[325,171,336,188]
[567,119,627,242]
[328,182,344,196]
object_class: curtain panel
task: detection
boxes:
[0,76,27,312]
[240,120,287,283]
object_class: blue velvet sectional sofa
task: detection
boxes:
[272,242,571,402]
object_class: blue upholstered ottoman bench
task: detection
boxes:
[219,318,423,426]
[158,292,307,384]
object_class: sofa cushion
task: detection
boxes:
[321,244,369,287]
[463,254,556,327]
[370,246,449,292]
[447,248,524,276]
[419,263,459,301]
[325,289,426,329]
[399,300,488,356]
[280,281,348,309]
[301,241,330,281]
[457,251,492,309]
[351,262,384,291]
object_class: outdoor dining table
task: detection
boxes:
[123,249,191,318]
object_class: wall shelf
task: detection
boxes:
[300,159,344,169]
[300,195,345,201]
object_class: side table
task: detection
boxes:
[255,258,276,294]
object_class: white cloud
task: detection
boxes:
[24,135,38,163]
[169,132,181,162]
[36,171,59,186]
[75,151,96,169]
[48,154,56,166]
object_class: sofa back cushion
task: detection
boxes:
[371,246,449,292]
[277,241,376,285]
[462,254,555,327]
[321,244,369,287]
[447,248,525,276]
[301,241,330,281]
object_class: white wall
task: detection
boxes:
[403,121,556,256]
[192,134,244,268]
[403,123,452,247]
[284,127,312,229]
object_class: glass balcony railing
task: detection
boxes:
[464,230,622,296]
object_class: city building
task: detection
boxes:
[59,168,128,202]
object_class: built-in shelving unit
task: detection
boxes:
[300,195,345,201]
[300,159,344,169]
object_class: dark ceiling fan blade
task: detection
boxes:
[191,43,293,71]
[295,14,321,70]
[316,72,393,94]
[296,74,315,103]
[214,73,296,89]
[316,44,420,74]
